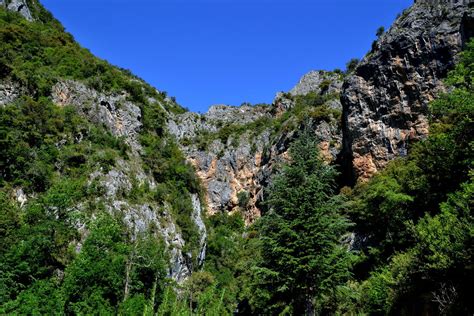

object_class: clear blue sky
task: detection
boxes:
[41,0,412,113]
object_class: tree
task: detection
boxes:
[62,214,129,314]
[376,26,385,37]
[251,131,353,315]
[345,58,359,73]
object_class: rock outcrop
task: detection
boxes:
[49,80,207,283]
[0,79,25,107]
[341,0,473,181]
[168,104,274,223]
[169,74,343,223]
[290,70,343,96]
[1,0,33,21]
[51,80,144,153]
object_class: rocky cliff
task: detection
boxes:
[341,0,473,181]
[49,80,207,282]
[168,71,343,223]
[169,0,473,222]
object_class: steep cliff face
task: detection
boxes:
[341,0,473,181]
[49,80,207,282]
[169,72,343,223]
[168,0,473,222]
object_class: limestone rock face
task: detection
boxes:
[51,80,144,153]
[169,75,343,223]
[169,104,274,223]
[2,0,33,21]
[48,81,208,282]
[0,80,25,107]
[341,0,473,181]
[290,70,343,96]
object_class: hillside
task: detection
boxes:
[0,0,473,315]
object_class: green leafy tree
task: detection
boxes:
[62,214,129,313]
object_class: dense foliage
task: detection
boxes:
[248,132,353,315]
[0,4,202,314]
[0,2,472,314]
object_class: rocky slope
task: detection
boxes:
[1,76,207,283]
[341,0,474,181]
[168,71,344,223]
[0,1,206,283]
[50,80,207,282]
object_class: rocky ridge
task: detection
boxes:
[341,0,474,181]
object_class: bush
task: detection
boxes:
[345,58,360,73]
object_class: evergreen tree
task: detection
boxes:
[251,131,353,315]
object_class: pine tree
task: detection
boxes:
[252,131,353,315]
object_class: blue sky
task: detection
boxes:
[41,0,412,113]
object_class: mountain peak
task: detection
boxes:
[290,70,343,96]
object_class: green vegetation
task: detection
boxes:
[0,4,202,314]
[237,190,250,210]
[0,1,473,314]
[247,132,354,314]
[346,58,360,73]
[376,26,385,37]
[0,96,127,193]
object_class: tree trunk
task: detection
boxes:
[123,242,137,302]
[123,258,132,302]
[305,294,315,316]
[149,274,159,313]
